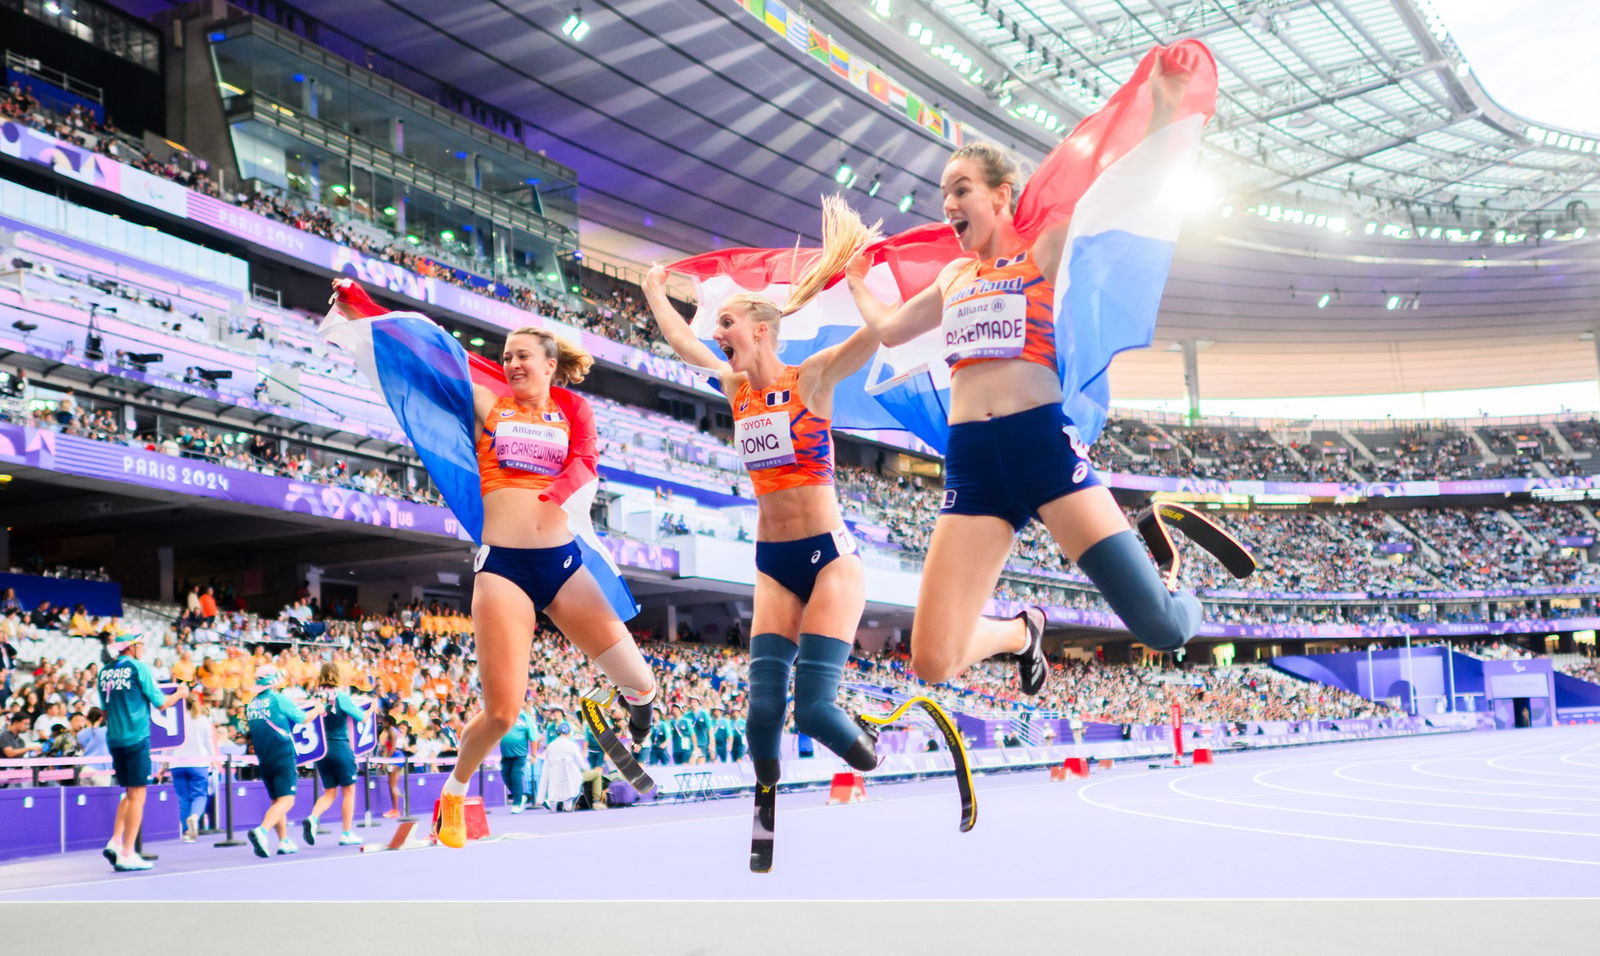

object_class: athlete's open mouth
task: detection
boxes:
[721,345,736,359]
[951,219,970,237]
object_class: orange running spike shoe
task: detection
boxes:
[435,792,466,849]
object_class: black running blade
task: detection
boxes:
[913,698,977,833]
[580,695,657,794]
[1154,502,1258,580]
[750,784,776,873]
[1135,506,1180,589]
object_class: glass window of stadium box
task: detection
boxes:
[201,16,577,294]
[6,0,160,72]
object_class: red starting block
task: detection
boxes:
[1192,748,1214,765]
[828,772,867,804]
[1098,759,1113,771]
[430,796,491,842]
[1063,757,1090,778]
[1049,764,1068,781]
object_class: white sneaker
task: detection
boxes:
[113,852,154,872]
[102,844,120,869]
[508,802,525,815]
[338,831,364,846]
[185,814,200,840]
[276,837,299,855]
[247,826,270,858]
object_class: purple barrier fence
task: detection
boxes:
[0,766,507,864]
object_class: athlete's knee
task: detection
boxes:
[480,705,519,736]
[910,647,959,685]
[1134,590,1202,652]
[746,693,786,734]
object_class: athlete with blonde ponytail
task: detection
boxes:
[644,198,885,870]
[329,281,658,850]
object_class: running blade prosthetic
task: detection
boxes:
[858,696,976,833]
[580,687,657,795]
[1136,501,1258,588]
[749,783,777,873]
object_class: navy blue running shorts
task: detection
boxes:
[940,403,1101,531]
[755,527,859,602]
[475,541,584,611]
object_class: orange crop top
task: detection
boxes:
[940,249,1057,372]
[476,395,571,496]
[729,365,834,496]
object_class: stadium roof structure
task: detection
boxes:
[128,0,1600,399]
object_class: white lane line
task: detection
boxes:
[1332,763,1600,804]
[1074,772,1600,868]
[1251,764,1600,818]
[1161,767,1600,839]
[1484,739,1600,778]
[1410,759,1600,791]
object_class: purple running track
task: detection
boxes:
[2,725,1597,901]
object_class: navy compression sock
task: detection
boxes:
[747,633,798,785]
[1075,531,1202,652]
[794,634,877,772]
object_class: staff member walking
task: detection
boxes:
[98,634,187,872]
[245,665,323,858]
[499,702,536,814]
[301,664,366,846]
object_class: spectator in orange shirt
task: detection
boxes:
[197,588,218,627]
[171,649,197,683]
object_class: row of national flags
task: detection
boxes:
[736,0,961,146]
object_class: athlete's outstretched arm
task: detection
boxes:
[806,325,880,394]
[843,254,946,348]
[643,265,732,380]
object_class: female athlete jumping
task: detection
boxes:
[842,50,1206,693]
[330,280,659,848]
[643,203,882,807]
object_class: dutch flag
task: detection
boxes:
[670,41,1218,455]
[320,281,639,621]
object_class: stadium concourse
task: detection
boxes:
[3,0,1600,951]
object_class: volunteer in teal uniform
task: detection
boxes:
[499,702,535,813]
[647,715,669,765]
[669,703,695,764]
[245,665,323,858]
[301,663,366,847]
[690,701,711,762]
[99,633,188,872]
[712,707,732,763]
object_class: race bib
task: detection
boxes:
[735,410,796,470]
[830,526,857,556]
[942,292,1027,364]
[493,421,567,475]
